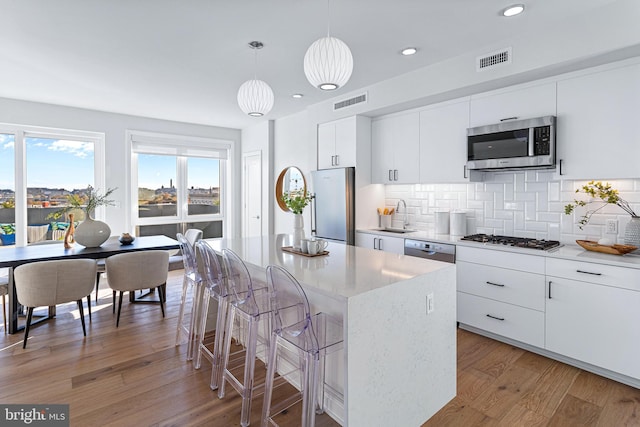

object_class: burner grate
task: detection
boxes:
[461,234,561,250]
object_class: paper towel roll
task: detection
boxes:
[435,211,450,234]
[450,211,467,236]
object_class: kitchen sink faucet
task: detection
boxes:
[396,199,409,229]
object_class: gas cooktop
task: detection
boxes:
[461,234,561,251]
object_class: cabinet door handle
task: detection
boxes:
[499,116,518,122]
[559,159,564,176]
[486,314,505,321]
[335,155,339,165]
[378,238,383,251]
[463,165,468,179]
[548,280,552,299]
[388,170,393,181]
[394,169,398,181]
[373,237,378,250]
[486,281,505,287]
[576,269,602,276]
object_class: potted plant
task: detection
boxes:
[0,223,15,246]
[47,186,117,248]
[564,181,639,246]
[282,191,313,249]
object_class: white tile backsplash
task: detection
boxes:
[385,172,640,244]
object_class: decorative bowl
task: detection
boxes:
[119,233,136,245]
[576,240,637,255]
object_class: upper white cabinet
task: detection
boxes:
[419,98,470,183]
[556,62,640,179]
[371,112,420,184]
[317,116,358,170]
[469,82,557,127]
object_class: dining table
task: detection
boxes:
[0,234,179,334]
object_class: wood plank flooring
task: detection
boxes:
[0,269,639,426]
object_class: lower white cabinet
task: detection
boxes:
[355,232,404,255]
[546,258,640,380]
[456,246,546,347]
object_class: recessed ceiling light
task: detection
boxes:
[292,93,304,99]
[502,4,525,17]
[401,47,417,56]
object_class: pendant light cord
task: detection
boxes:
[253,47,258,80]
[326,0,331,37]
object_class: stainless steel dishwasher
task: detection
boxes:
[404,239,455,263]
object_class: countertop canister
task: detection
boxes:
[450,211,467,236]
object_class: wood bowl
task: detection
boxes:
[576,240,638,255]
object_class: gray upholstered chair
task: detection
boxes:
[13,259,97,348]
[0,271,8,333]
[105,250,169,327]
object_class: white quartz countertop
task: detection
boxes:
[204,234,454,300]
[357,228,640,269]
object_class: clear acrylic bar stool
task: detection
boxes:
[193,240,229,390]
[175,232,203,361]
[262,265,344,427]
[218,248,272,427]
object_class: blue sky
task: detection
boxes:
[0,134,220,191]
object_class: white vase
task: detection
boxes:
[293,214,305,249]
[624,216,640,248]
[75,216,111,248]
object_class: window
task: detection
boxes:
[0,124,104,248]
[130,131,230,239]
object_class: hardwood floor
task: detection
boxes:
[1,269,639,426]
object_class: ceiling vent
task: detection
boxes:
[333,92,367,110]
[476,47,512,72]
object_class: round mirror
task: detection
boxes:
[275,166,307,212]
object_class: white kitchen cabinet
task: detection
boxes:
[546,258,640,380]
[469,81,556,127]
[355,231,404,255]
[371,112,420,184]
[555,62,640,179]
[317,116,358,170]
[456,246,546,347]
[419,98,470,183]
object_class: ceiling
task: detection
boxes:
[0,0,624,130]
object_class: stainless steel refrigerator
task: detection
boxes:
[310,167,355,245]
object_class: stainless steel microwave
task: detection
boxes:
[467,116,556,171]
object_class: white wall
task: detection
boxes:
[273,110,314,236]
[384,174,640,244]
[0,97,241,235]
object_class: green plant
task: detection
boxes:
[47,186,117,220]
[0,223,15,235]
[564,181,637,229]
[1,199,15,209]
[282,191,312,215]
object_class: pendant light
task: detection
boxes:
[303,0,353,91]
[237,41,274,117]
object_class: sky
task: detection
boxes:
[0,134,220,191]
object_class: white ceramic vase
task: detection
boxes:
[293,213,305,249]
[74,216,111,248]
[624,216,640,247]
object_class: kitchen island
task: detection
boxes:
[206,234,456,427]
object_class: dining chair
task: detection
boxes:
[218,248,272,427]
[193,240,228,390]
[174,230,203,360]
[105,250,169,327]
[169,228,203,270]
[262,265,344,427]
[0,271,8,332]
[13,259,97,348]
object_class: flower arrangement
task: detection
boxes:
[564,181,637,229]
[47,186,117,220]
[282,191,312,215]
[0,223,15,235]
